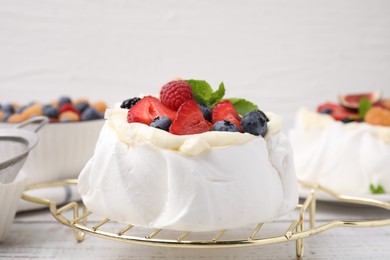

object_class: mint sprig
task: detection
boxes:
[228,98,259,116]
[186,79,259,115]
[186,79,225,107]
[359,98,372,120]
[370,184,386,194]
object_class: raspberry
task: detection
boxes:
[160,80,193,111]
[365,107,390,126]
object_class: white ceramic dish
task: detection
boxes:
[0,119,104,185]
[0,172,27,241]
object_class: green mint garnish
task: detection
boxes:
[186,79,225,107]
[228,98,259,116]
[370,184,386,194]
[359,98,372,120]
[186,79,259,114]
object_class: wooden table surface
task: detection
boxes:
[1,198,390,260]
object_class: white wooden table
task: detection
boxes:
[1,199,390,260]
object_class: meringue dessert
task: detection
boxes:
[289,92,390,195]
[78,79,298,232]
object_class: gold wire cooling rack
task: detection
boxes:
[21,179,390,259]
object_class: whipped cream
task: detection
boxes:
[78,108,298,231]
[289,108,390,195]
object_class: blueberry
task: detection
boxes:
[341,117,354,123]
[212,120,239,132]
[319,108,333,114]
[197,104,212,122]
[16,104,28,113]
[58,96,72,107]
[42,105,59,118]
[81,107,102,120]
[74,102,90,113]
[240,110,268,137]
[150,116,172,131]
[2,103,15,114]
[2,112,11,122]
[121,97,141,109]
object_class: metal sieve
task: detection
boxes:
[0,116,48,184]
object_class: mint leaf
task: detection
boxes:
[186,80,213,105]
[370,184,386,194]
[228,98,259,116]
[359,98,372,120]
[209,82,226,106]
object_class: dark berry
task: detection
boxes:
[240,110,268,137]
[341,117,354,123]
[16,104,28,113]
[42,105,59,118]
[121,97,141,109]
[81,107,103,120]
[319,108,333,114]
[2,112,11,122]
[58,96,72,107]
[2,103,15,114]
[198,104,212,122]
[74,102,90,113]
[212,120,239,132]
[150,116,172,131]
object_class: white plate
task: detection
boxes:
[298,185,390,204]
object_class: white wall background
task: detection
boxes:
[1,0,390,130]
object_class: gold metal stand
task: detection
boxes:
[21,179,390,259]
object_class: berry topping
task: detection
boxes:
[81,107,103,121]
[169,100,211,135]
[212,100,242,131]
[121,97,141,109]
[198,104,212,122]
[58,96,72,107]
[364,107,390,126]
[339,91,381,110]
[160,80,193,111]
[150,116,172,131]
[42,105,59,118]
[212,120,239,132]
[240,110,268,137]
[74,102,90,113]
[127,96,176,125]
[317,102,356,121]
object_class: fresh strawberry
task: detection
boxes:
[169,100,211,135]
[317,102,357,121]
[212,100,242,131]
[127,96,176,125]
[160,80,193,111]
[59,104,80,115]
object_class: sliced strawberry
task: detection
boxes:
[317,102,357,121]
[169,100,211,135]
[127,96,176,125]
[212,100,242,131]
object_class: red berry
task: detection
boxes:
[169,100,211,135]
[317,102,357,121]
[160,80,193,111]
[212,100,242,131]
[127,96,176,125]
[59,104,80,115]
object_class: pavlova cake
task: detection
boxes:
[290,91,390,195]
[78,79,298,232]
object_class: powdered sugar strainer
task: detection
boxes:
[0,116,48,184]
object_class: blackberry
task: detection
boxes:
[121,97,141,109]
